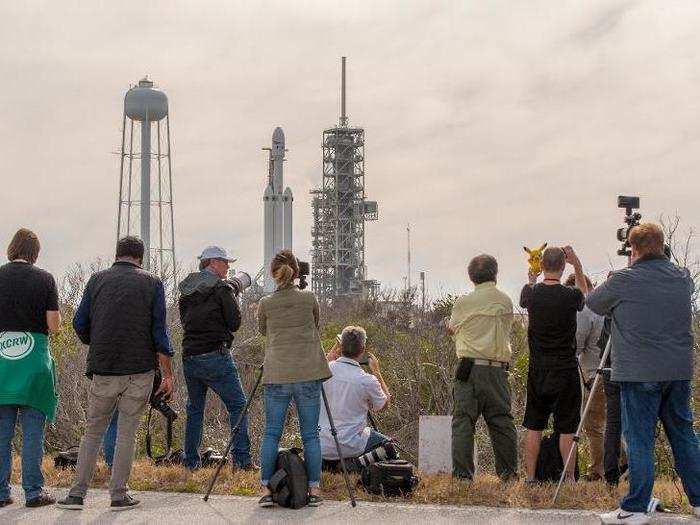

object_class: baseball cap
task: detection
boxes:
[197,246,237,263]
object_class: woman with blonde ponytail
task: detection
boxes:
[257,250,331,507]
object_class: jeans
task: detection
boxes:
[620,380,700,512]
[0,405,46,501]
[603,376,627,484]
[260,381,322,488]
[365,429,390,453]
[103,410,119,468]
[183,351,252,469]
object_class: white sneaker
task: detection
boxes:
[693,506,700,518]
[599,508,650,525]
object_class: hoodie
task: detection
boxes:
[178,270,241,356]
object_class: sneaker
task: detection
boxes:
[307,494,323,507]
[693,506,699,518]
[258,495,274,508]
[110,494,141,511]
[56,495,84,510]
[26,491,55,508]
[599,508,650,524]
[0,497,13,508]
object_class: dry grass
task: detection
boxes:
[11,457,692,513]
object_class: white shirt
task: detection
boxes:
[319,356,387,459]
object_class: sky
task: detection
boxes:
[1,0,699,302]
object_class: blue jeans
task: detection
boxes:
[260,381,322,488]
[620,380,700,512]
[103,410,119,468]
[183,351,252,469]
[365,429,390,453]
[0,405,46,500]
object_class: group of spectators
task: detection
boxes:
[448,223,699,524]
[0,230,391,512]
[0,223,697,523]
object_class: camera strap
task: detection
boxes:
[145,406,173,461]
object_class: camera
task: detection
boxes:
[227,271,252,295]
[150,369,177,422]
[297,260,310,290]
[356,442,398,468]
[616,195,642,257]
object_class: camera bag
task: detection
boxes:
[361,459,419,497]
[269,448,309,509]
[535,432,580,482]
[54,446,79,469]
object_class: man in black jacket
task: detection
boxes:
[178,246,254,470]
[57,236,174,512]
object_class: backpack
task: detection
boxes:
[269,448,309,509]
[535,432,580,482]
[54,446,79,469]
[361,459,419,497]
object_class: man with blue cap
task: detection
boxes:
[178,246,256,470]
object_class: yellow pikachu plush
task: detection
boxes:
[524,243,548,275]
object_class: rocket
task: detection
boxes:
[263,127,293,294]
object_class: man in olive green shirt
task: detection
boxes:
[447,254,518,480]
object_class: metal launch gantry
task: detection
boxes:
[311,57,379,303]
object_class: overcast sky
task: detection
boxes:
[1,0,699,302]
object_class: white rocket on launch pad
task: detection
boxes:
[263,127,293,294]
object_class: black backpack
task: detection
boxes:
[269,448,309,509]
[535,432,580,482]
[54,446,79,469]
[361,459,419,497]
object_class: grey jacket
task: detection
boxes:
[586,255,694,382]
[576,306,604,380]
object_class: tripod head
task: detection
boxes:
[616,196,641,257]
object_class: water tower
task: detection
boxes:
[116,76,177,297]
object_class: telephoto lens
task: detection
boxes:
[356,442,398,468]
[227,271,252,295]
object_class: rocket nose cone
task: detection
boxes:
[272,127,285,143]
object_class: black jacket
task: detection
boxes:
[73,261,172,376]
[178,270,241,356]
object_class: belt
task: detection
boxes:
[472,358,509,370]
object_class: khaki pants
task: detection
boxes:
[69,371,154,501]
[582,380,606,478]
[452,366,518,480]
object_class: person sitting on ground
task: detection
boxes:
[447,254,518,481]
[320,326,391,464]
[587,223,700,525]
[0,228,61,508]
[520,245,588,484]
[564,273,606,482]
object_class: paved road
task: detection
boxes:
[1,488,695,524]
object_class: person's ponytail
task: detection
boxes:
[271,250,299,288]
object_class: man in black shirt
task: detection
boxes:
[520,245,587,483]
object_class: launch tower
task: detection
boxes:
[311,58,379,303]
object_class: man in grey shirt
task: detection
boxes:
[587,223,699,524]
[565,274,605,481]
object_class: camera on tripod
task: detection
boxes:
[297,260,310,290]
[616,195,641,257]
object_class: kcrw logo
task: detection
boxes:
[0,332,35,360]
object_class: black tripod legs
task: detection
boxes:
[204,365,264,501]
[321,384,357,507]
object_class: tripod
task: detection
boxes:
[203,366,357,507]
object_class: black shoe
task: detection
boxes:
[110,494,141,511]
[238,463,260,472]
[258,495,274,508]
[0,497,13,508]
[307,494,323,507]
[26,491,55,508]
[56,495,84,510]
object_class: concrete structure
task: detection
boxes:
[117,76,177,297]
[311,57,379,303]
[262,127,293,294]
